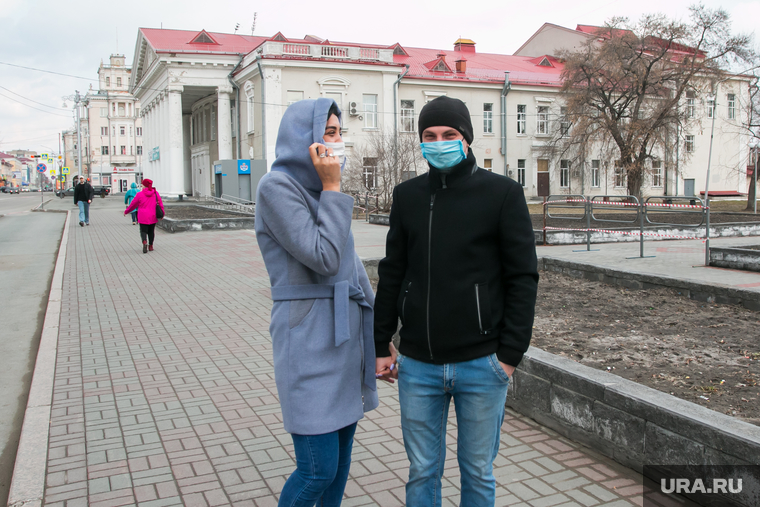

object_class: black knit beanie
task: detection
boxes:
[418,96,473,144]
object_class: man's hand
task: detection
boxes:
[309,143,341,192]
[499,361,515,380]
[375,342,398,383]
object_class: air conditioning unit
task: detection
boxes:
[349,102,359,116]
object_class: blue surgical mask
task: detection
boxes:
[420,140,466,172]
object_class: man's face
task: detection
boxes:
[421,126,469,152]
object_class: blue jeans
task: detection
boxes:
[77,201,90,224]
[398,353,510,507]
[130,210,137,223]
[279,423,357,507]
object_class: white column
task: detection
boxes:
[167,85,185,197]
[263,67,282,171]
[217,85,233,161]
[183,114,192,195]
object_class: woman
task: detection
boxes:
[124,182,139,224]
[124,179,164,253]
[255,98,378,506]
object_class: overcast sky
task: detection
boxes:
[1,0,758,154]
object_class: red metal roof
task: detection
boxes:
[0,152,15,159]
[140,28,269,55]
[139,28,564,87]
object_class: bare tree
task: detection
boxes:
[548,5,755,198]
[344,130,427,211]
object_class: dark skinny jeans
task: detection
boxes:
[139,223,156,245]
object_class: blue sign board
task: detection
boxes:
[36,163,46,173]
[237,160,251,175]
[214,164,222,174]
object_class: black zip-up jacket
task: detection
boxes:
[374,151,539,366]
[74,182,94,204]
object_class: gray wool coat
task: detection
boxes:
[254,98,378,435]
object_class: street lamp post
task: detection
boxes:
[62,91,89,180]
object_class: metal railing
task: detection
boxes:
[543,195,708,258]
[196,194,255,215]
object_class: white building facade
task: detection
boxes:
[128,27,752,200]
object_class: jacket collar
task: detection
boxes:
[427,150,478,190]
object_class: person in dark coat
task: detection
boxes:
[73,178,94,226]
[374,96,539,506]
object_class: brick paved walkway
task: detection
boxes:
[39,203,645,506]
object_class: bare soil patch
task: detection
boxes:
[533,270,760,426]
[164,205,254,220]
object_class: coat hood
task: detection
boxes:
[130,182,137,189]
[270,98,342,193]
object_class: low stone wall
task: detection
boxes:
[368,214,389,226]
[158,216,256,233]
[535,222,760,245]
[710,246,760,272]
[508,347,760,471]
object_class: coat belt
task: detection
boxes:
[270,281,376,391]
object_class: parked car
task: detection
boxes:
[1,186,20,194]
[56,187,76,198]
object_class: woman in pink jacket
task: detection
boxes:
[124,179,165,253]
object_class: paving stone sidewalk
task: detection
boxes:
[38,204,647,506]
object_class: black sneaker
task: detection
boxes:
[79,221,84,227]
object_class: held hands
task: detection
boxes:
[375,342,398,384]
[309,143,341,192]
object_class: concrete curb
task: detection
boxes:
[7,211,70,507]
[508,347,760,471]
[538,256,760,311]
[710,246,760,272]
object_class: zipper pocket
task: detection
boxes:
[475,284,484,334]
[401,282,411,323]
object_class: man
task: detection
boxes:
[374,96,538,506]
[74,177,94,226]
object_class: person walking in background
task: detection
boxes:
[124,179,164,253]
[124,182,139,224]
[73,177,94,227]
[254,98,377,507]
[374,96,539,506]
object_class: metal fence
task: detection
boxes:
[543,195,707,258]
[196,194,255,215]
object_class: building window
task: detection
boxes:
[130,145,133,155]
[362,157,377,188]
[614,163,626,188]
[129,126,133,137]
[117,77,122,87]
[101,127,107,136]
[118,103,125,117]
[120,146,126,155]
[537,106,549,135]
[483,103,493,134]
[483,159,492,171]
[591,160,600,188]
[136,146,142,155]
[727,93,736,120]
[517,104,526,134]
[113,146,116,155]
[136,108,140,117]
[686,91,695,118]
[100,108,107,117]
[363,94,378,129]
[560,160,570,188]
[106,77,110,87]
[101,146,109,155]
[560,107,570,137]
[517,159,526,186]
[652,160,663,187]
[136,127,142,136]
[707,98,715,119]
[246,84,255,133]
[400,100,415,132]
[287,90,304,106]
[685,135,695,153]
[120,126,126,136]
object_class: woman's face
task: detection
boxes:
[322,114,342,143]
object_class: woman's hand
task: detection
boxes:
[309,143,341,192]
[375,342,398,383]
